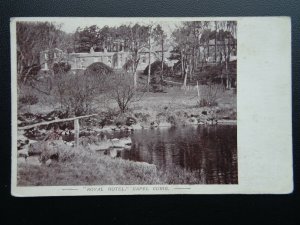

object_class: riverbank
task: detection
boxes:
[17,86,236,185]
[18,86,236,129]
[17,144,205,186]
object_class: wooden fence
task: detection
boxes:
[18,114,98,147]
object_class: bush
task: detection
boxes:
[126,116,137,126]
[19,95,38,105]
[197,83,224,107]
[107,73,143,113]
[53,62,71,74]
[19,64,41,84]
[85,62,113,77]
[52,67,111,116]
[143,60,168,75]
[166,115,176,125]
[198,98,209,107]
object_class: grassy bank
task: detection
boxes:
[17,144,205,186]
[17,84,234,186]
[81,86,237,130]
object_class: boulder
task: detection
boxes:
[150,121,159,128]
[126,117,137,126]
[158,121,172,128]
[29,140,65,163]
[45,159,52,166]
[18,149,29,158]
[110,137,132,148]
[28,141,46,156]
[17,139,29,150]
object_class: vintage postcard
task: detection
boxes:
[11,17,293,196]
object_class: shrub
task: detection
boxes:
[19,64,41,84]
[52,67,111,116]
[166,115,176,125]
[197,83,224,107]
[19,95,38,105]
[107,73,143,113]
[143,60,168,75]
[85,62,113,77]
[53,62,71,74]
[126,116,137,126]
[198,98,209,107]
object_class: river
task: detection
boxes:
[105,125,237,184]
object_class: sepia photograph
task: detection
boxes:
[14,18,237,187]
[2,0,296,221]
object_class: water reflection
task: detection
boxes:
[121,125,237,184]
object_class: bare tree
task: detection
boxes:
[120,24,149,89]
[198,83,224,107]
[152,24,167,82]
[52,63,111,116]
[108,73,144,113]
[217,21,237,89]
[147,24,152,92]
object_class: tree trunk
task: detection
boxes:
[161,39,164,82]
[215,22,217,62]
[181,50,184,79]
[189,57,192,82]
[74,119,80,148]
[147,53,151,92]
[225,36,232,89]
[225,56,229,89]
[207,41,210,63]
[133,69,137,90]
[183,65,188,89]
[147,37,151,93]
[191,47,195,80]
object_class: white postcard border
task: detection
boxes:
[11,17,293,196]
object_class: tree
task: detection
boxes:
[74,25,102,52]
[152,24,167,83]
[52,62,112,116]
[16,21,74,95]
[17,22,53,81]
[172,25,193,88]
[171,21,236,88]
[108,73,143,113]
[147,24,152,92]
[217,21,237,89]
[128,24,149,89]
[121,23,149,89]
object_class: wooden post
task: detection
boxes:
[196,81,200,97]
[74,119,80,148]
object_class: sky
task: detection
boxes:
[58,18,181,37]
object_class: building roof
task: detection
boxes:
[40,48,63,53]
[139,46,167,53]
[69,51,122,58]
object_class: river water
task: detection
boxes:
[108,125,237,184]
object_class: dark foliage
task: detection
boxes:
[143,60,168,75]
[84,62,113,77]
[53,62,71,74]
[20,64,41,83]
[18,95,39,105]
